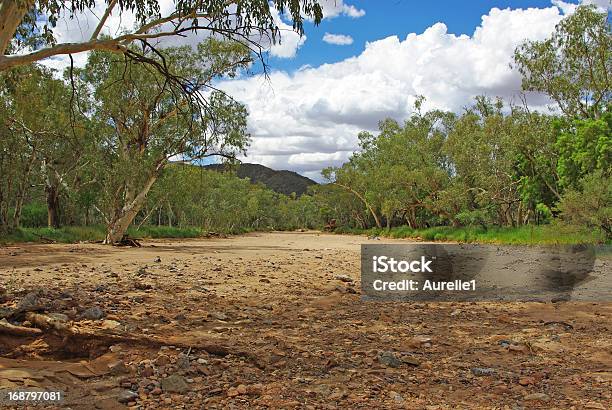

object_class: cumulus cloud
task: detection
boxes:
[322,32,354,45]
[220,6,568,181]
[553,0,611,14]
[318,0,366,19]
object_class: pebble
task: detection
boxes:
[161,375,189,394]
[523,392,550,402]
[471,367,496,376]
[154,354,170,366]
[82,306,105,320]
[117,389,138,403]
[334,274,354,283]
[378,351,402,368]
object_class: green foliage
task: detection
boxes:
[338,225,604,245]
[20,203,48,228]
[557,171,612,239]
[555,112,612,189]
[513,5,611,118]
[140,165,325,234]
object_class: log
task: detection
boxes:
[0,318,43,336]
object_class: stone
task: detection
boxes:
[117,389,138,403]
[82,306,105,320]
[210,312,228,321]
[378,351,402,368]
[471,367,496,376]
[334,274,354,283]
[48,312,69,322]
[154,355,171,366]
[17,291,42,312]
[523,393,550,402]
[101,320,121,330]
[161,375,189,394]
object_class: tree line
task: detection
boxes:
[0,5,610,242]
[321,6,610,239]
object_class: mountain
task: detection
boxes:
[204,163,317,196]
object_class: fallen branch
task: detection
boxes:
[0,318,43,337]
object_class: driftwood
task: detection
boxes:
[4,313,260,365]
[0,318,43,336]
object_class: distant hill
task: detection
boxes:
[204,163,317,196]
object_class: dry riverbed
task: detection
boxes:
[0,232,610,409]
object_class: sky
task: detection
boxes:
[38,0,611,181]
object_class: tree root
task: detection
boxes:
[4,313,259,365]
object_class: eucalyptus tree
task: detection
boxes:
[514,5,611,119]
[82,39,250,243]
[0,64,89,230]
[0,0,323,71]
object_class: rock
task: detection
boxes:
[140,365,154,378]
[161,375,189,394]
[407,335,432,348]
[109,345,122,353]
[17,291,43,312]
[82,306,105,320]
[518,376,536,386]
[154,257,161,263]
[334,274,354,283]
[471,367,496,376]
[150,387,162,395]
[48,312,69,322]
[101,319,121,330]
[227,387,239,397]
[523,393,550,402]
[117,389,138,403]
[378,351,402,368]
[154,354,171,366]
[400,355,420,366]
[134,282,153,290]
[236,384,247,395]
[388,391,404,403]
[210,312,228,321]
[328,390,344,400]
[108,360,128,375]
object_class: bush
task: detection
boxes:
[19,203,47,228]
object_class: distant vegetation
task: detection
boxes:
[0,5,609,245]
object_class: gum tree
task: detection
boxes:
[0,0,323,71]
[514,5,611,119]
[82,39,250,243]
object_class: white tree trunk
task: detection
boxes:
[104,172,159,244]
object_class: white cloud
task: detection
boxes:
[322,32,354,45]
[220,6,566,181]
[553,0,611,14]
[318,0,366,19]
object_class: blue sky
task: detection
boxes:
[269,0,579,72]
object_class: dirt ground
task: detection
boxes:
[0,232,610,409]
